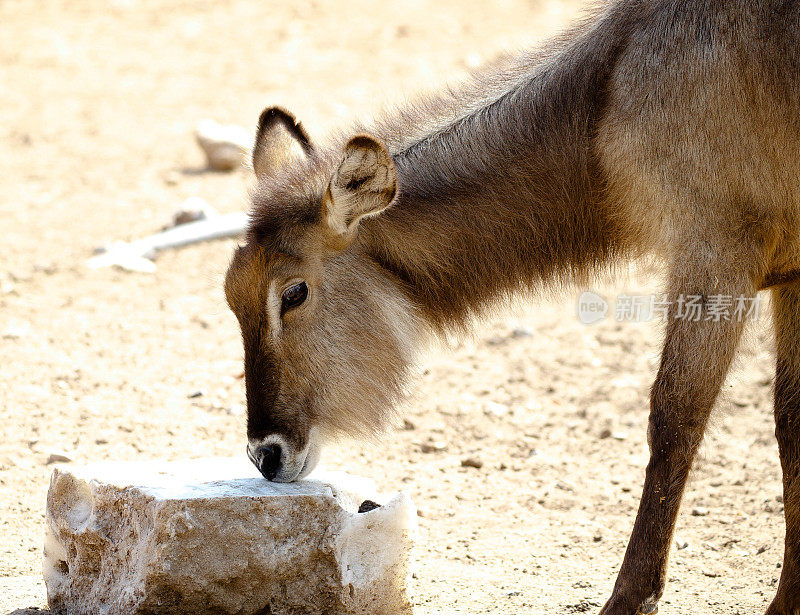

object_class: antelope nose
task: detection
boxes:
[255,444,282,481]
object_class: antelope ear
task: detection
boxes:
[324,135,397,240]
[252,107,312,179]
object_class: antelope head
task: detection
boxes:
[225,107,418,481]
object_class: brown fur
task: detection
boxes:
[225,1,800,612]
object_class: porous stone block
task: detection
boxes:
[44,458,416,615]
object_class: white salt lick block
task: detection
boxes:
[44,458,416,615]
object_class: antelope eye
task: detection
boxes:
[280,282,308,314]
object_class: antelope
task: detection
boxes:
[224,1,800,612]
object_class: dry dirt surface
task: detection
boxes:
[0,1,789,613]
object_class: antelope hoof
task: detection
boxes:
[599,594,659,615]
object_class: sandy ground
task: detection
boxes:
[0,1,789,613]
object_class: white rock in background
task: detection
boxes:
[44,458,416,615]
[195,119,252,171]
[86,211,248,273]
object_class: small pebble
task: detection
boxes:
[511,327,533,339]
[461,457,484,469]
[357,500,381,513]
[420,441,447,453]
[34,263,57,275]
[483,401,509,417]
[691,506,709,517]
[226,404,245,416]
[170,197,217,227]
[2,320,30,340]
[46,453,73,465]
[195,119,251,171]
